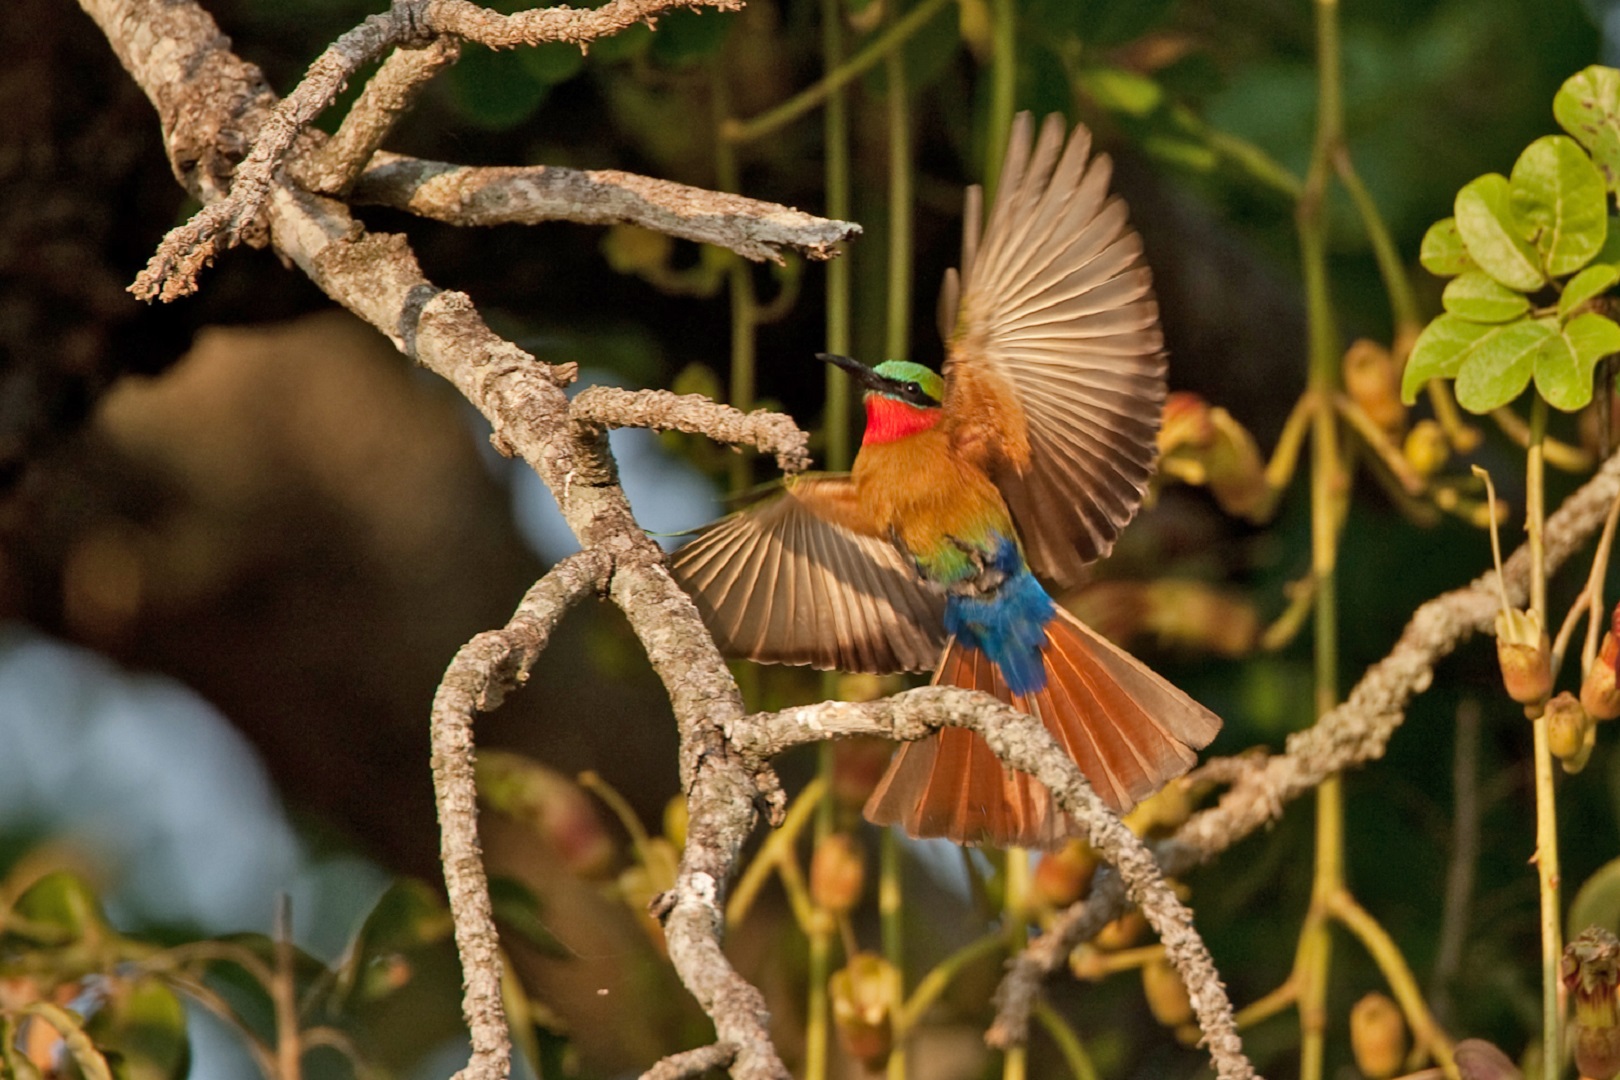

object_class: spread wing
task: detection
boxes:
[941,112,1165,590]
[669,475,946,674]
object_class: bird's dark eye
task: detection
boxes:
[905,382,922,396]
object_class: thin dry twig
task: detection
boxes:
[354,153,861,263]
[295,37,462,196]
[571,387,812,474]
[431,551,613,1080]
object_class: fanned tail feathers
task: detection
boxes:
[863,606,1220,848]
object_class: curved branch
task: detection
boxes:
[571,387,811,474]
[431,551,612,1080]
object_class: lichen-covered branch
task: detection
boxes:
[988,447,1620,1043]
[353,153,861,263]
[295,38,462,196]
[731,689,1255,1080]
[128,0,748,301]
[431,551,612,1080]
[571,387,811,474]
[641,1042,738,1080]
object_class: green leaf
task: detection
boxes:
[1571,855,1620,936]
[11,871,108,943]
[1555,65,1620,192]
[1401,314,1495,402]
[334,879,453,1008]
[447,46,546,131]
[1510,135,1609,277]
[1419,217,1474,277]
[85,978,190,1080]
[1076,66,1163,118]
[1535,313,1620,411]
[1441,271,1530,323]
[519,42,584,86]
[649,9,735,67]
[1559,263,1620,318]
[1454,173,1545,292]
[1454,318,1556,412]
[589,22,652,61]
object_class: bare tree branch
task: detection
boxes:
[128,0,749,301]
[571,387,811,474]
[431,551,613,1080]
[353,153,861,263]
[295,38,463,196]
[987,447,1620,1043]
[641,1042,737,1080]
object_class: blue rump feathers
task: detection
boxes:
[941,536,1055,696]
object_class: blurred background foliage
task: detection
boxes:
[4,0,1620,1076]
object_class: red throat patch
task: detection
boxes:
[863,397,941,444]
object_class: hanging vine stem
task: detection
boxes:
[720,0,954,145]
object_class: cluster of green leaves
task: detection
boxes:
[1401,66,1620,414]
[0,858,565,1080]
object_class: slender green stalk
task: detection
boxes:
[823,0,852,470]
[1526,394,1563,1079]
[1003,850,1030,1080]
[713,64,757,498]
[1333,149,1418,332]
[1033,1002,1099,1080]
[885,10,912,363]
[273,894,301,1080]
[1297,3,1345,1079]
[984,0,1016,193]
[727,776,829,927]
[1329,891,1458,1077]
[723,0,954,145]
[896,933,1007,1029]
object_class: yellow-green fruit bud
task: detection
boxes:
[1095,909,1148,951]
[1142,958,1194,1028]
[1349,992,1407,1080]
[810,833,865,916]
[1495,608,1552,706]
[830,953,900,1070]
[1123,780,1193,837]
[662,794,688,851]
[1546,692,1593,764]
[1343,339,1406,433]
[1403,420,1450,478]
[1034,840,1099,909]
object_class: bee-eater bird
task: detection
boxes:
[671,113,1221,848]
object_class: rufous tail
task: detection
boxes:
[863,606,1222,848]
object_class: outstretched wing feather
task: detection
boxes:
[670,476,946,674]
[942,113,1166,589]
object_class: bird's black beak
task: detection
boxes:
[817,353,941,408]
[817,352,882,388]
